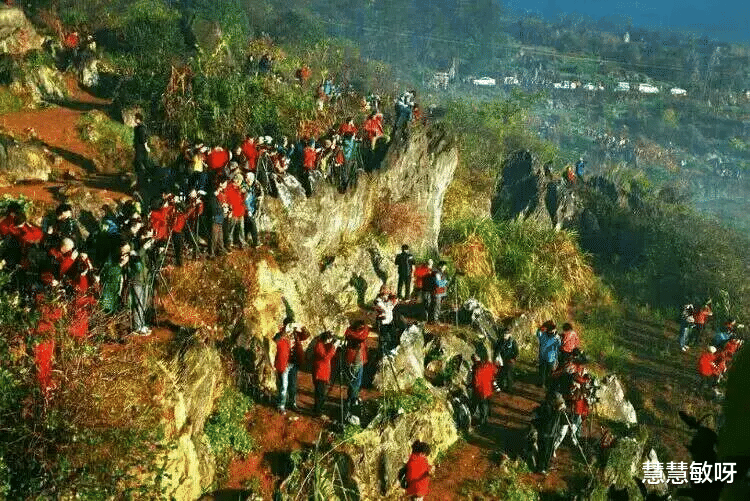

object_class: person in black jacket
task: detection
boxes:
[394,244,415,300]
[497,330,519,392]
[133,113,151,186]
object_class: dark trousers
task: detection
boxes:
[429,294,443,322]
[378,321,394,356]
[397,272,411,299]
[313,379,328,415]
[172,231,184,267]
[538,361,555,389]
[499,360,515,391]
[691,323,706,346]
[244,215,259,247]
[474,396,490,426]
[209,222,226,257]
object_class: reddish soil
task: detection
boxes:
[0,75,126,205]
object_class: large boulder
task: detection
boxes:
[78,58,99,88]
[491,150,583,230]
[373,325,425,392]
[592,425,650,501]
[424,329,475,388]
[342,386,458,499]
[0,134,52,182]
[0,6,43,55]
[594,374,638,426]
[11,63,67,103]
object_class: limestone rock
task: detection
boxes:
[122,106,144,128]
[0,134,52,182]
[597,426,650,500]
[424,330,475,389]
[373,325,425,392]
[156,342,224,499]
[78,58,99,88]
[594,374,638,426]
[0,6,43,55]
[15,64,67,103]
[342,386,458,499]
[639,448,669,496]
[492,150,583,230]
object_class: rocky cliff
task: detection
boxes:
[234,125,458,392]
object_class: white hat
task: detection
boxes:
[245,172,256,184]
[265,136,273,144]
[708,346,717,353]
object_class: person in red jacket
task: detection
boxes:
[343,319,370,419]
[471,354,498,426]
[338,117,358,138]
[206,145,231,174]
[274,318,310,414]
[0,201,22,237]
[224,173,246,250]
[363,111,384,150]
[240,135,259,172]
[404,440,433,500]
[691,302,713,346]
[698,345,720,393]
[559,323,580,365]
[149,198,173,242]
[312,331,340,416]
[412,259,433,306]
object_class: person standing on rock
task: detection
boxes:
[497,330,519,392]
[343,319,370,421]
[395,244,415,300]
[132,113,151,187]
[274,318,310,415]
[312,331,340,416]
[536,320,561,389]
[403,440,433,501]
[428,262,448,323]
[375,288,398,357]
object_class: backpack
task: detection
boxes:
[397,464,408,489]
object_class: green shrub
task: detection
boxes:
[205,386,254,468]
[376,378,434,418]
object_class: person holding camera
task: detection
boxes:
[471,353,498,426]
[274,318,310,415]
[343,319,370,420]
[312,331,340,416]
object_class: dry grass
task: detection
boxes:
[371,199,426,245]
[161,252,260,333]
[445,233,493,278]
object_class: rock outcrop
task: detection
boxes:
[342,387,458,499]
[0,6,43,55]
[492,150,582,230]
[373,325,425,392]
[0,134,53,182]
[11,63,67,103]
[154,342,224,500]
[594,374,638,426]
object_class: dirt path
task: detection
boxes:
[0,75,125,204]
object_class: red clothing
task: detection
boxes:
[694,307,712,326]
[206,149,230,172]
[0,214,16,236]
[225,184,246,218]
[698,352,719,377]
[69,295,97,340]
[363,116,384,139]
[241,140,259,172]
[405,453,430,496]
[472,361,498,399]
[344,324,369,365]
[64,32,80,49]
[274,328,310,373]
[561,330,580,354]
[573,397,589,417]
[312,339,337,383]
[338,122,357,137]
[172,211,188,233]
[34,339,56,399]
[149,206,172,241]
[303,146,317,171]
[413,264,432,289]
[35,303,64,336]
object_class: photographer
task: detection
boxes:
[312,331,340,416]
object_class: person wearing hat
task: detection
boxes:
[224,172,247,250]
[537,320,561,389]
[242,171,263,248]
